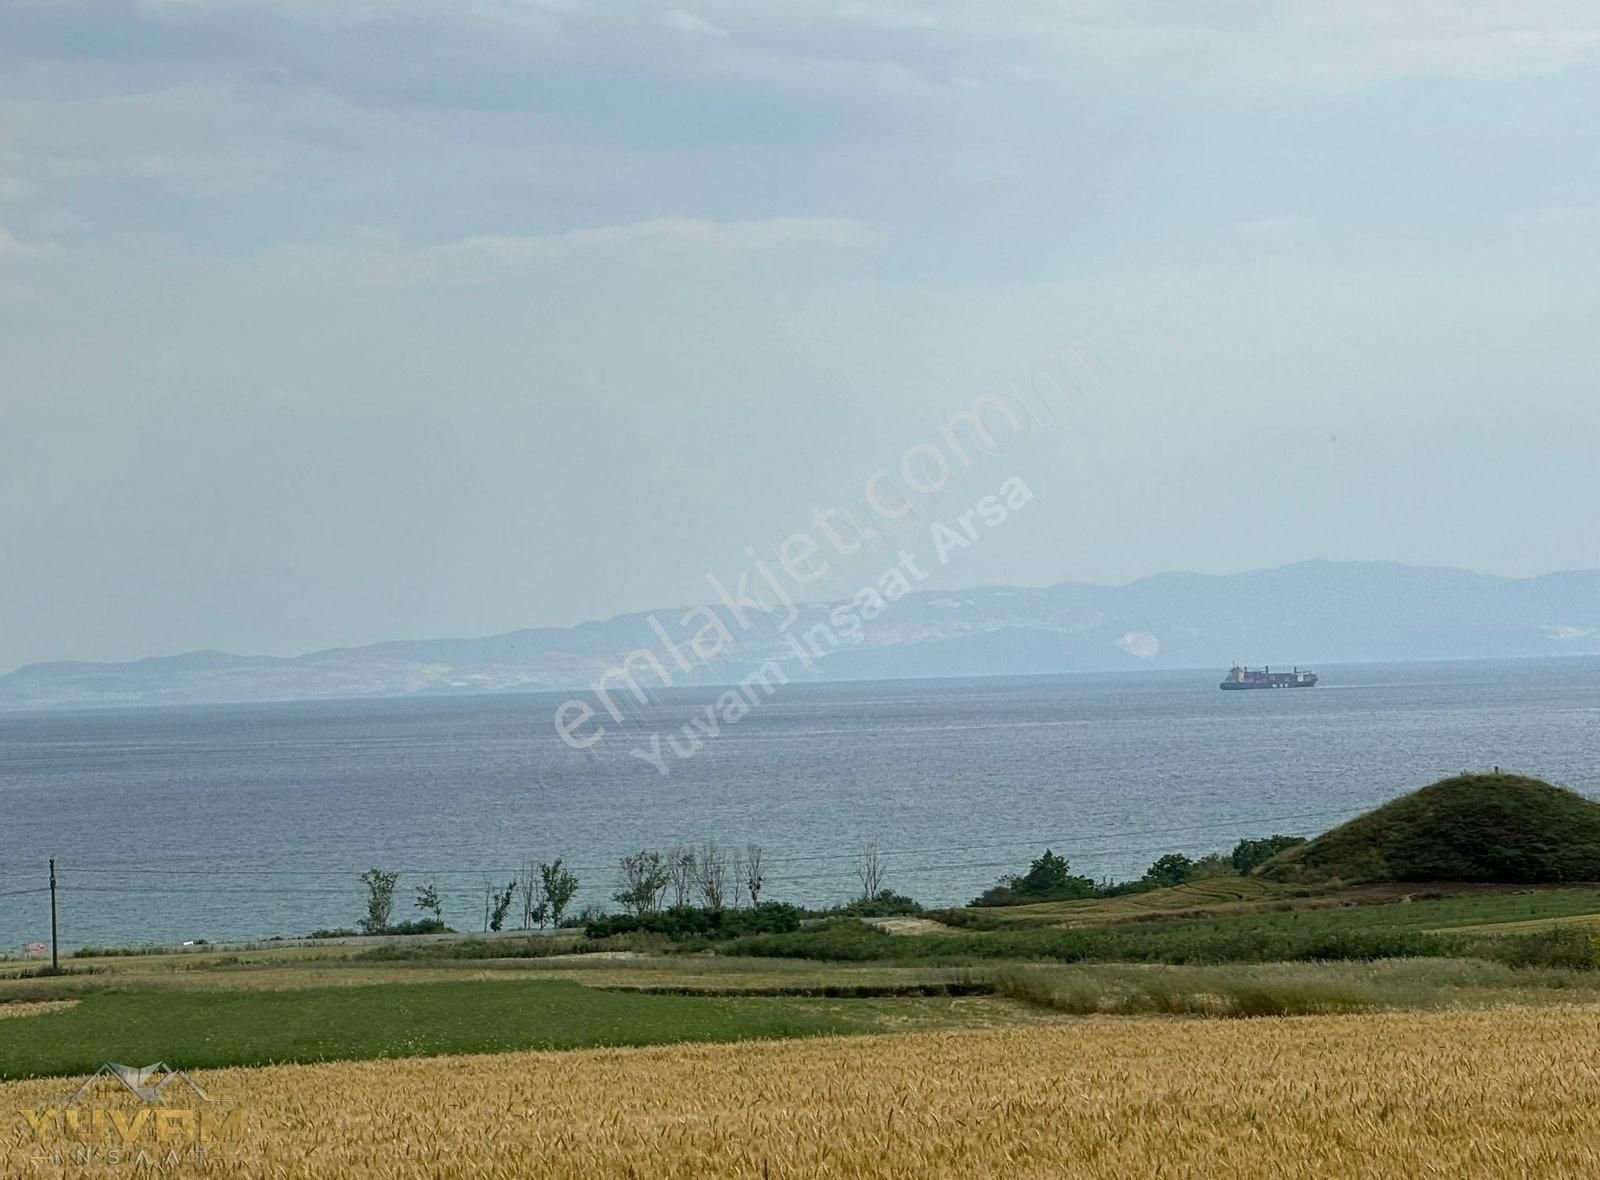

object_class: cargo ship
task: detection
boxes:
[1220,665,1318,690]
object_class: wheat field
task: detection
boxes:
[6,1005,1600,1178]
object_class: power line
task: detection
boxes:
[0,793,1367,879]
[34,812,1350,895]
[35,806,1356,882]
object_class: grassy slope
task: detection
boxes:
[1259,772,1600,884]
[958,878,1293,926]
[0,978,1006,1080]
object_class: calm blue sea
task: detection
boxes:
[2,657,1598,950]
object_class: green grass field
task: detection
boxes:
[0,977,1012,1080]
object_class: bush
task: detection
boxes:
[584,903,804,942]
[1187,853,1238,880]
[1232,835,1309,875]
[822,891,924,918]
[71,944,170,958]
[357,935,605,962]
[971,851,1097,907]
[560,905,609,930]
[380,918,451,936]
[1465,927,1600,970]
[1143,854,1196,888]
[921,907,1006,930]
[724,919,897,961]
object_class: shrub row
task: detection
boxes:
[719,917,1600,969]
[583,903,805,942]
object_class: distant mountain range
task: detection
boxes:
[3,561,1597,711]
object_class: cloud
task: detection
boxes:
[823,2,1600,89]
[279,215,869,287]
[8,0,1598,119]
[1266,6,1600,88]
[664,9,729,39]
[0,227,52,259]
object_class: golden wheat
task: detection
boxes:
[7,1005,1600,1178]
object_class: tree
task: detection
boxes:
[970,849,1096,906]
[1017,850,1072,895]
[666,846,696,909]
[358,868,400,935]
[517,863,547,931]
[1188,852,1236,880]
[539,859,580,927]
[855,844,886,899]
[414,881,443,922]
[743,843,766,907]
[696,840,729,910]
[1231,835,1308,875]
[615,850,670,916]
[489,878,517,932]
[1143,853,1195,888]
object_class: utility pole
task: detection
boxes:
[49,858,59,971]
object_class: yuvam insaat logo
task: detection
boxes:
[20,1062,244,1160]
[71,1062,209,1105]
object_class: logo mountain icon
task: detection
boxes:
[69,1062,210,1105]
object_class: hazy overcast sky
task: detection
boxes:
[3,1,1598,672]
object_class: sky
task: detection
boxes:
[2,1,1598,673]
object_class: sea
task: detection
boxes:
[2,656,1597,951]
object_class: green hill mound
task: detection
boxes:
[1257,772,1600,884]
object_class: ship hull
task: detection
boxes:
[1219,680,1318,690]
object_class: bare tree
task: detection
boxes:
[666,845,697,909]
[518,862,549,930]
[855,844,886,899]
[414,881,443,924]
[743,843,766,907]
[517,863,539,931]
[614,850,670,916]
[490,878,518,932]
[696,839,729,910]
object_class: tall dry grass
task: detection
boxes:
[6,1005,1600,1177]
